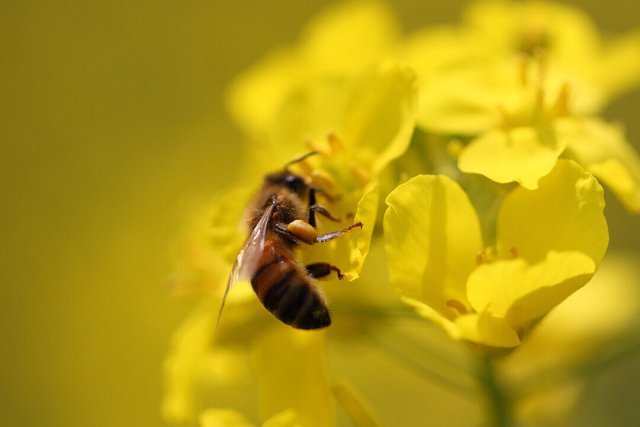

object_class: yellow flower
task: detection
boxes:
[197,383,382,427]
[559,117,640,213]
[384,160,608,347]
[163,300,335,425]
[464,0,640,103]
[226,0,399,142]
[499,253,640,425]
[400,1,640,212]
[449,60,640,212]
[403,0,640,125]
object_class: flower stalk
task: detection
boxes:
[478,353,513,427]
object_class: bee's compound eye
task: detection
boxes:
[284,174,306,193]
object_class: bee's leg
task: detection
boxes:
[311,205,341,222]
[273,222,311,244]
[275,220,363,245]
[308,187,340,227]
[315,222,363,243]
[308,187,319,227]
[305,263,344,280]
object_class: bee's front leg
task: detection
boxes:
[308,187,342,227]
[275,220,363,245]
[315,222,363,243]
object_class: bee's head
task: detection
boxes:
[265,171,309,195]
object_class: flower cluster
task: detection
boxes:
[164,1,640,426]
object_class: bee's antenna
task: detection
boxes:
[284,150,321,171]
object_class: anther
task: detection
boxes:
[311,169,337,192]
[327,132,344,153]
[349,162,370,186]
[510,247,519,259]
[446,300,468,315]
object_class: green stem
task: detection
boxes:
[366,329,476,397]
[478,353,513,427]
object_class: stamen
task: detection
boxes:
[554,82,571,117]
[327,131,344,153]
[298,159,314,175]
[311,168,338,192]
[350,162,370,186]
[446,300,468,315]
[518,56,529,87]
[496,106,510,129]
[447,139,463,159]
[510,247,519,259]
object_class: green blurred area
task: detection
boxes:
[1,1,638,426]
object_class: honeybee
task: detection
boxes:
[218,152,362,329]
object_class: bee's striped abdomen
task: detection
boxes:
[251,239,331,330]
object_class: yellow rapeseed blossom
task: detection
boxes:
[464,0,640,103]
[384,160,608,347]
[500,254,640,425]
[226,0,399,142]
[402,0,640,212]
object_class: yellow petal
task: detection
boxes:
[384,175,483,317]
[467,251,596,331]
[226,0,398,140]
[504,253,640,378]
[459,127,566,190]
[590,160,640,213]
[400,25,497,135]
[162,303,248,424]
[414,63,508,135]
[169,184,257,297]
[301,0,399,74]
[226,49,299,140]
[400,296,465,341]
[262,410,304,427]
[591,30,640,101]
[454,310,520,348]
[253,327,334,427]
[402,297,519,347]
[266,77,349,165]
[332,381,382,427]
[345,182,379,280]
[209,185,257,262]
[264,61,417,179]
[464,0,601,63]
[340,61,418,175]
[558,117,640,212]
[497,159,608,265]
[199,409,255,427]
[401,26,490,83]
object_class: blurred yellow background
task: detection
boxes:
[1,1,639,426]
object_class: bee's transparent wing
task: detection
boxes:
[217,198,276,326]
